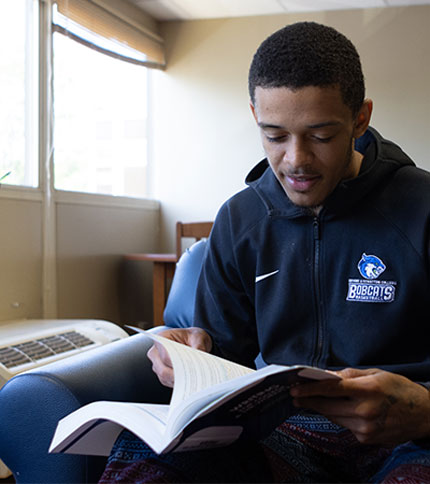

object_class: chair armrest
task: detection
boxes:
[0,333,171,484]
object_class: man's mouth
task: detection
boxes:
[285,174,321,192]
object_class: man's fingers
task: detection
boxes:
[147,342,172,368]
[154,341,173,367]
[147,343,174,388]
[291,369,385,399]
[335,367,380,379]
[156,327,213,353]
[146,327,212,389]
[188,328,213,352]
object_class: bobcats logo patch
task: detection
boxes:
[347,253,396,303]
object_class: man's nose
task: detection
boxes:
[283,137,311,168]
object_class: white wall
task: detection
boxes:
[151,5,430,251]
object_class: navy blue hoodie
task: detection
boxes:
[195,127,430,383]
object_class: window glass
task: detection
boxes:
[0,0,38,188]
[53,32,149,198]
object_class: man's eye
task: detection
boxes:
[313,136,333,143]
[266,135,286,143]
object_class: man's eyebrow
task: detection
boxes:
[307,121,342,129]
[257,121,342,129]
[258,122,283,129]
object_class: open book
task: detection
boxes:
[49,330,339,456]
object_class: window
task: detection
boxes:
[0,0,38,188]
[53,32,149,198]
[0,0,164,199]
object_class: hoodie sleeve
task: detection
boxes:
[193,202,259,369]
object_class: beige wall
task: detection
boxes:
[0,198,43,320]
[0,193,159,325]
[152,5,430,250]
[56,200,159,324]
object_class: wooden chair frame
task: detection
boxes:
[124,221,213,326]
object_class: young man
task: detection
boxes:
[100,22,430,483]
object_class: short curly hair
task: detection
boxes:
[248,22,365,116]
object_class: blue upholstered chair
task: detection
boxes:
[0,240,208,483]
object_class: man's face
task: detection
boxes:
[251,85,369,209]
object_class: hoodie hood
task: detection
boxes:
[245,127,415,217]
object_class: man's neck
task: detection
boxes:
[309,206,323,216]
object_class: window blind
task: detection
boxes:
[54,0,165,68]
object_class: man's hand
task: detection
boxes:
[290,368,430,445]
[147,327,212,388]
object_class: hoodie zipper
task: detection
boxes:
[312,216,324,366]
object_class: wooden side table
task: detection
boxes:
[124,253,177,326]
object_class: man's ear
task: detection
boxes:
[353,99,373,138]
[250,101,258,123]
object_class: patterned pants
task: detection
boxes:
[99,413,430,483]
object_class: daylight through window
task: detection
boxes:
[53,31,149,198]
[0,0,38,188]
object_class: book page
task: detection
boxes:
[50,401,170,456]
[147,333,254,410]
[129,403,170,425]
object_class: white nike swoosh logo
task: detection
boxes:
[255,270,279,283]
